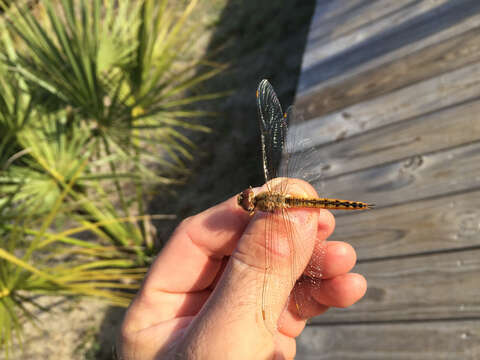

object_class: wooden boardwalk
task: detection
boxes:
[293,1,480,359]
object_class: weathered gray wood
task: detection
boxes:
[309,139,480,209]
[295,98,480,179]
[310,248,480,323]
[298,23,480,119]
[299,0,480,94]
[307,0,416,50]
[297,321,480,360]
[332,189,480,261]
[308,0,365,31]
[291,61,480,150]
[304,0,452,72]
[294,0,480,357]
[300,7,480,100]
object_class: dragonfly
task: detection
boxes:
[237,79,373,331]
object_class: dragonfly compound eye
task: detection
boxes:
[237,188,255,212]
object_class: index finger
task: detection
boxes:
[143,194,251,294]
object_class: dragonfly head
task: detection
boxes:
[237,187,255,213]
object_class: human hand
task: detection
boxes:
[118,180,367,359]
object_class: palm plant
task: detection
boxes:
[0,0,223,354]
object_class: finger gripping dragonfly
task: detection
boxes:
[237,79,373,327]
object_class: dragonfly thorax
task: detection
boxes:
[254,191,288,212]
[237,187,288,213]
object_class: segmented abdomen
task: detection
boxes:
[286,197,373,210]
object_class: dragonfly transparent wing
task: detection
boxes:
[280,106,328,188]
[256,79,287,183]
[255,80,326,330]
[280,105,327,321]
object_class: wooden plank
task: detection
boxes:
[303,0,451,71]
[331,189,480,260]
[297,321,480,360]
[310,248,480,323]
[293,1,480,358]
[300,7,480,99]
[299,0,480,94]
[294,98,480,179]
[310,140,480,209]
[308,0,365,30]
[298,23,480,120]
[307,0,415,50]
[291,60,480,150]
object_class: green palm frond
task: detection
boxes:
[0,0,224,354]
[4,0,224,180]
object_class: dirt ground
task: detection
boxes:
[5,0,317,358]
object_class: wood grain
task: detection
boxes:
[292,0,480,357]
[291,98,480,179]
[299,22,480,119]
[310,248,480,323]
[299,0,480,94]
[290,60,480,150]
[308,139,480,209]
[303,0,452,72]
[331,189,480,260]
[297,321,480,360]
[300,8,480,100]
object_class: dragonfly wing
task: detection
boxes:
[255,81,328,329]
[257,79,288,182]
[268,107,328,322]
[278,106,326,188]
[260,189,327,331]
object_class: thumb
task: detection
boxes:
[186,179,319,358]
[236,180,320,332]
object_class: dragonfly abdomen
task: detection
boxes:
[285,197,372,210]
